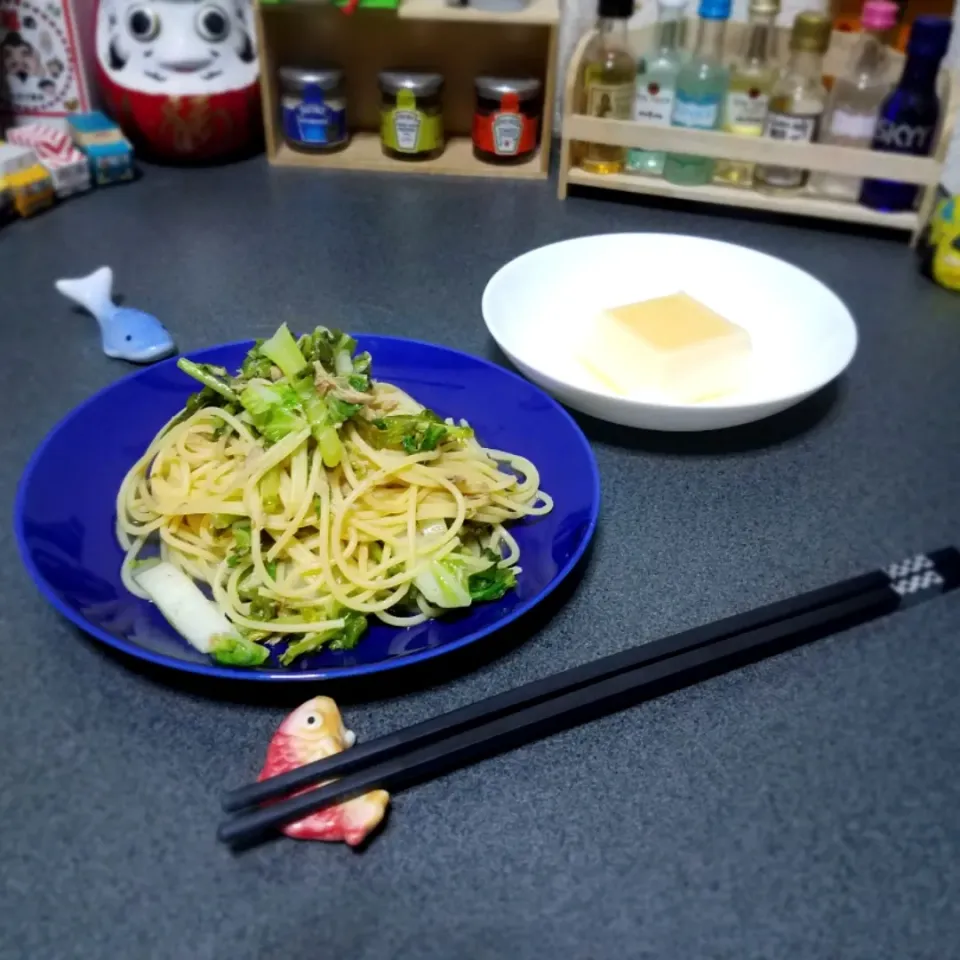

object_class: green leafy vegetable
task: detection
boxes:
[177,359,238,402]
[468,561,517,602]
[357,411,473,454]
[278,611,368,665]
[290,376,344,468]
[327,396,363,425]
[414,556,473,609]
[403,422,446,453]
[260,323,308,381]
[352,352,372,378]
[240,340,274,381]
[239,381,304,443]
[260,467,282,513]
[249,592,279,621]
[279,632,332,666]
[181,386,222,419]
[330,612,368,650]
[210,632,270,667]
[298,327,366,378]
[226,521,252,567]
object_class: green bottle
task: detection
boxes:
[626,0,688,176]
[664,0,731,185]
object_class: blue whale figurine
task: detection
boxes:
[55,266,176,363]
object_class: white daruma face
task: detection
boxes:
[96,0,258,95]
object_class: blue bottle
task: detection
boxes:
[859,16,953,212]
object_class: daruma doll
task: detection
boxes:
[95,0,262,162]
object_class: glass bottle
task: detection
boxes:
[810,0,898,201]
[625,0,688,176]
[663,0,731,186]
[579,0,637,175]
[755,11,832,192]
[859,16,953,212]
[713,0,779,187]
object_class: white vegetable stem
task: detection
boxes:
[135,562,235,653]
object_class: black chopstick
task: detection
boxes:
[222,547,959,815]
[218,547,960,847]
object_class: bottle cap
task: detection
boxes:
[749,0,780,16]
[861,0,897,31]
[907,16,953,60]
[698,0,731,20]
[658,0,688,9]
[789,11,832,53]
[598,0,635,18]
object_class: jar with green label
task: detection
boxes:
[378,71,444,160]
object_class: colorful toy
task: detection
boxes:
[67,111,135,185]
[54,266,176,363]
[7,123,91,198]
[0,141,55,217]
[258,697,389,846]
[919,193,960,293]
[94,0,262,163]
[0,184,12,224]
[0,0,98,127]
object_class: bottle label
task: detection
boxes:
[586,82,634,120]
[472,110,538,157]
[871,118,936,155]
[828,109,878,141]
[764,111,817,143]
[725,90,769,130]
[633,77,675,126]
[281,84,346,146]
[382,89,443,153]
[672,93,721,130]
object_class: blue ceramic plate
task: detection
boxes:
[16,337,600,682]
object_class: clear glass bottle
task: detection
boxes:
[625,0,687,176]
[664,0,731,186]
[579,0,637,175]
[860,16,953,211]
[810,0,898,200]
[713,0,779,187]
[755,11,832,192]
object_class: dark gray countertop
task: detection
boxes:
[3,159,960,960]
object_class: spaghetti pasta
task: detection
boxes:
[117,325,552,667]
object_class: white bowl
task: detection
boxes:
[482,233,858,432]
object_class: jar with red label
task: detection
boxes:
[472,77,542,164]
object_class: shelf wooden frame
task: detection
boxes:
[254,0,559,179]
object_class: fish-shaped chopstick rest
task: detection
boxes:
[55,266,175,363]
[259,697,390,846]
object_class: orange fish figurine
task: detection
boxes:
[259,697,389,846]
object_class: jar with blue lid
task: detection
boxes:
[279,67,348,152]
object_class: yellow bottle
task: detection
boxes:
[714,0,780,187]
[579,0,637,175]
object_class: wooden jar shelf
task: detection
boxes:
[254,0,559,179]
[558,24,958,241]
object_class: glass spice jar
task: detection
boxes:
[472,76,542,163]
[378,71,445,160]
[279,66,348,153]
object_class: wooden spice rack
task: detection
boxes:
[558,23,958,241]
[254,0,559,179]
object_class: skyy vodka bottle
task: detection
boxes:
[859,16,953,212]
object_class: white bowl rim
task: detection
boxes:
[482,232,859,413]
